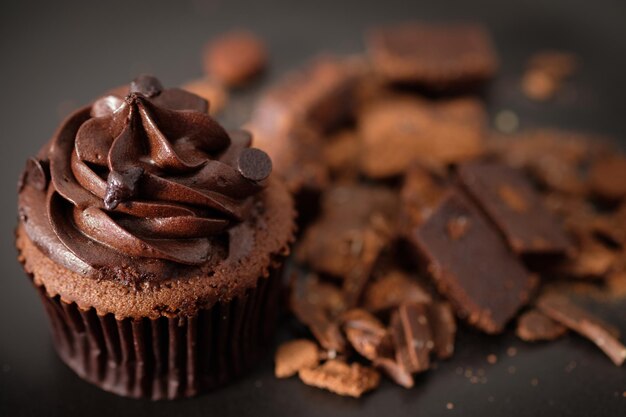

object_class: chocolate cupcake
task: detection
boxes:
[16,75,295,399]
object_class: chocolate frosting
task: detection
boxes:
[20,75,272,284]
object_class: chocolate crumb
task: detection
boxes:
[299,360,380,398]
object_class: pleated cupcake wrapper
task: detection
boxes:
[35,266,282,400]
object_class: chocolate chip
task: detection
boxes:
[237,148,272,182]
[103,167,144,210]
[130,74,164,98]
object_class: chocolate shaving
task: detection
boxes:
[536,293,626,366]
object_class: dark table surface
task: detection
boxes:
[1,1,625,416]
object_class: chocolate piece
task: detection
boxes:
[359,96,486,178]
[250,55,361,138]
[522,51,577,101]
[367,23,498,89]
[557,236,618,279]
[406,191,536,333]
[275,339,320,378]
[536,293,626,366]
[203,31,267,87]
[427,302,457,359]
[516,309,567,342]
[397,303,433,372]
[373,357,414,388]
[289,273,347,353]
[237,148,272,182]
[400,164,447,227]
[181,78,228,115]
[490,130,608,195]
[298,359,380,398]
[458,161,571,254]
[341,309,391,360]
[296,185,398,306]
[363,270,432,312]
[589,155,626,201]
[322,129,360,180]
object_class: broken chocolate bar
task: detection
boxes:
[406,191,537,333]
[363,270,432,312]
[341,309,392,360]
[458,161,571,254]
[289,273,347,353]
[367,22,499,89]
[427,302,457,359]
[399,303,434,372]
[359,96,486,178]
[536,293,626,366]
[299,360,380,398]
[516,309,567,342]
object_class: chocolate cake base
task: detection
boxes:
[32,267,281,400]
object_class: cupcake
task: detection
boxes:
[16,75,295,399]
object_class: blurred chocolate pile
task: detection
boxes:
[243,23,626,397]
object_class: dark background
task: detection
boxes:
[1,0,625,416]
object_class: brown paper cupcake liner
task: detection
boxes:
[34,265,282,400]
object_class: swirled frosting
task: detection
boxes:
[33,75,272,281]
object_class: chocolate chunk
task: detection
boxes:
[322,129,361,180]
[249,55,361,137]
[367,23,498,89]
[427,302,457,359]
[406,191,536,333]
[275,339,320,378]
[397,303,433,373]
[458,161,571,254]
[103,167,144,210]
[130,74,163,98]
[490,130,608,195]
[400,164,447,227]
[181,78,228,115]
[589,155,626,201]
[237,148,272,182]
[203,31,267,87]
[289,273,347,353]
[522,51,577,101]
[536,293,626,366]
[341,309,392,360]
[557,236,619,279]
[363,270,432,312]
[516,309,567,342]
[296,185,398,307]
[298,360,380,398]
[359,96,486,178]
[91,95,125,118]
[373,357,414,388]
[20,158,50,192]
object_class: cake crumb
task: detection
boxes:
[487,354,498,364]
[446,402,455,410]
